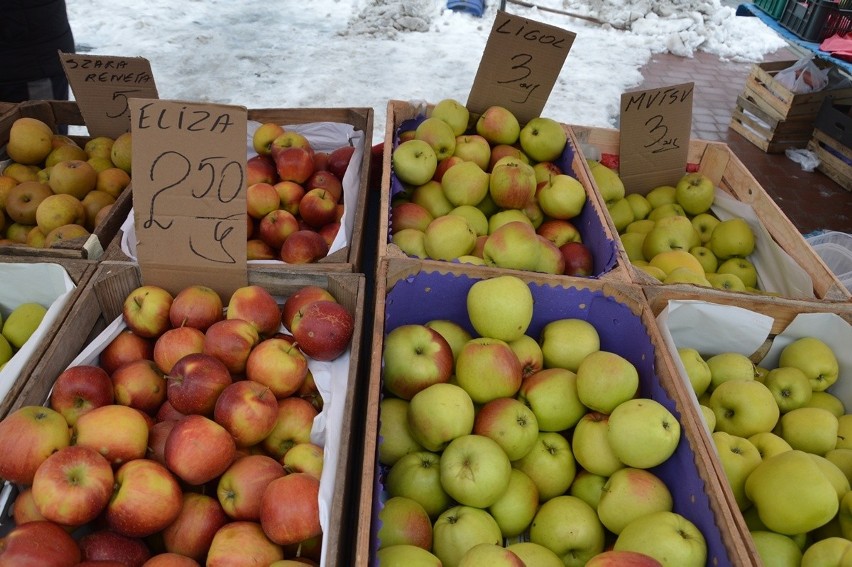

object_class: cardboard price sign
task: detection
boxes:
[130,99,248,298]
[618,82,694,194]
[60,52,158,139]
[467,10,575,124]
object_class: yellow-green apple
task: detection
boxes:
[46,141,86,166]
[706,351,757,389]
[663,266,711,286]
[431,98,470,136]
[31,445,113,526]
[712,431,762,511]
[519,116,567,162]
[6,181,53,225]
[537,174,586,220]
[570,411,624,477]
[77,529,153,565]
[489,143,526,171]
[106,458,183,538]
[513,431,576,501]
[586,159,625,205]
[108,133,129,174]
[377,496,433,550]
[382,323,454,399]
[745,449,840,535]
[261,396,318,459]
[206,521,284,565]
[764,366,812,413]
[246,154,277,186]
[6,221,35,243]
[838,415,852,450]
[281,285,336,331]
[290,299,354,361]
[569,470,608,510]
[415,116,457,161]
[532,160,563,183]
[700,405,717,432]
[123,285,174,339]
[99,330,155,375]
[73,404,149,466]
[537,218,581,247]
[507,334,544,378]
[614,511,706,567]
[393,139,438,186]
[777,407,838,455]
[0,521,81,567]
[607,398,681,468]
[576,350,639,414]
[433,154,464,182]
[275,147,314,185]
[625,193,653,221]
[217,454,285,520]
[806,390,846,416]
[48,365,114,426]
[559,241,595,277]
[274,180,305,216]
[529,495,605,564]
[709,379,779,438]
[691,213,720,244]
[458,543,525,566]
[810,453,849,499]
[779,336,839,392]
[35,193,85,234]
[203,318,260,375]
[709,217,755,260]
[379,398,424,467]
[213,380,278,447]
[153,326,205,374]
[226,285,280,338]
[166,352,232,416]
[466,274,533,343]
[453,134,491,171]
[455,338,522,404]
[281,442,323,478]
[449,205,488,237]
[441,160,490,207]
[487,468,539,538]
[165,414,236,485]
[392,202,433,233]
[645,185,677,208]
[259,472,321,545]
[487,208,531,233]
[280,228,330,262]
[748,431,792,459]
[802,536,852,565]
[169,284,223,331]
[423,214,476,260]
[642,215,700,259]
[675,172,715,215]
[749,531,802,567]
[482,220,542,271]
[245,337,307,398]
[48,159,97,199]
[299,188,337,228]
[489,159,536,209]
[376,545,442,566]
[6,117,54,164]
[252,122,285,155]
[621,232,647,263]
[392,228,427,257]
[327,144,356,180]
[407,382,475,452]
[476,106,520,145]
[432,505,503,567]
[112,358,168,414]
[597,467,674,535]
[677,347,712,397]
[608,197,635,233]
[539,317,600,372]
[506,542,563,567]
[440,434,512,508]
[161,492,228,561]
[689,245,718,273]
[517,367,586,432]
[386,451,453,520]
[717,257,758,289]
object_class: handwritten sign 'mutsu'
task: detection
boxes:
[618,82,694,194]
[130,99,248,298]
[467,11,575,124]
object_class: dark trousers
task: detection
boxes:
[0,74,70,133]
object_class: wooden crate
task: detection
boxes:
[730,94,817,153]
[0,100,132,260]
[1,261,366,566]
[377,100,630,282]
[353,257,757,567]
[742,60,852,120]
[809,129,852,191]
[571,124,852,301]
[105,107,374,274]
[0,256,96,419]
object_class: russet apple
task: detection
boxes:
[48,159,97,199]
[44,223,90,248]
[35,193,85,234]
[6,117,54,165]
[6,181,53,225]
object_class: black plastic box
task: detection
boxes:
[780,0,852,42]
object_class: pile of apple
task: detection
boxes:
[245,122,356,264]
[0,280,356,566]
[0,116,132,248]
[389,99,596,276]
[376,274,711,566]
[0,302,48,370]
[590,160,761,291]
[677,338,852,563]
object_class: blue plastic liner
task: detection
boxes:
[448,0,485,17]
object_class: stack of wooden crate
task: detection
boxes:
[808,98,852,191]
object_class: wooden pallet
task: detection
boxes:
[729,93,814,153]
[809,129,852,191]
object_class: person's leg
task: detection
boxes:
[0,81,30,103]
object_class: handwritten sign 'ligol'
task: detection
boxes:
[467,10,575,124]
[60,52,158,139]
[130,99,248,298]
[618,82,694,194]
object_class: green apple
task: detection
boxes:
[378,496,433,550]
[642,216,700,259]
[800,536,852,566]
[586,159,625,205]
[506,542,563,567]
[576,350,639,414]
[512,431,576,501]
[838,414,852,450]
[482,221,542,271]
[379,398,424,466]
[539,318,600,372]
[473,397,538,461]
[607,197,635,233]
[745,449,840,535]
[571,411,624,477]
[645,185,677,208]
[607,398,681,469]
[2,302,47,350]
[778,336,839,392]
[717,257,758,289]
[537,174,586,220]
[649,249,706,277]
[712,431,762,511]
[840,488,852,540]
[407,383,475,452]
[706,272,747,292]
[634,263,666,281]
[382,323,454,400]
[625,193,653,221]
[393,228,428,258]
[706,351,757,390]
[393,139,438,186]
[430,98,470,136]
[700,404,716,432]
[377,544,443,566]
[432,506,503,567]
[809,453,850,498]
[440,434,512,508]
[764,366,812,413]
[529,495,605,565]
[424,214,477,261]
[626,218,656,234]
[487,468,539,538]
[0,335,12,366]
[426,319,472,362]
[689,246,717,274]
[750,531,802,567]
[453,134,492,171]
[458,543,526,566]
[663,267,712,286]
[709,217,755,260]
[677,347,712,397]
[507,334,543,379]
[826,448,852,485]
[412,179,454,218]
[776,407,838,455]
[517,368,586,432]
[487,208,532,234]
[597,467,673,535]
[386,451,453,520]
[620,232,647,263]
[709,379,779,438]
[614,511,707,567]
[569,469,608,510]
[805,391,846,417]
[675,172,715,215]
[449,205,489,237]
[691,213,721,244]
[466,275,533,342]
[748,431,793,459]
[455,338,523,404]
[519,117,567,163]
[416,116,457,161]
[476,106,521,146]
[441,161,490,207]
[647,202,686,222]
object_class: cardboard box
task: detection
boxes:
[0,100,132,260]
[0,261,366,567]
[106,107,374,274]
[0,257,95,419]
[571,124,852,301]
[354,257,756,567]
[378,100,629,282]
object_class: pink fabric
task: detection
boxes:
[820,33,852,61]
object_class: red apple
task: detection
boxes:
[248,238,278,260]
[280,229,329,264]
[585,550,664,566]
[11,487,59,527]
[73,404,150,466]
[312,151,330,172]
[304,170,342,203]
[217,454,286,520]
[227,285,281,338]
[156,400,186,422]
[246,154,277,186]
[537,218,582,247]
[327,145,355,180]
[298,188,338,229]
[153,326,206,374]
[78,530,152,567]
[213,380,279,447]
[270,131,313,159]
[258,208,299,251]
[274,180,306,216]
[253,123,286,156]
[262,397,319,459]
[169,285,224,331]
[246,337,308,399]
[291,299,354,361]
[106,458,183,538]
[275,147,314,184]
[298,370,324,412]
[100,330,155,375]
[165,414,236,485]
[247,182,282,220]
[433,155,464,182]
[203,318,261,374]
[122,285,174,339]
[166,352,233,416]
[391,201,433,234]
[206,521,284,565]
[147,419,177,465]
[112,359,168,414]
[259,473,322,545]
[0,405,70,485]
[143,554,200,567]
[0,521,81,567]
[161,492,228,561]
[281,286,336,331]
[48,364,114,426]
[559,241,594,276]
[319,221,340,248]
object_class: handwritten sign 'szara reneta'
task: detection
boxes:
[130,99,248,298]
[618,82,694,194]
[60,53,159,139]
[467,10,575,124]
